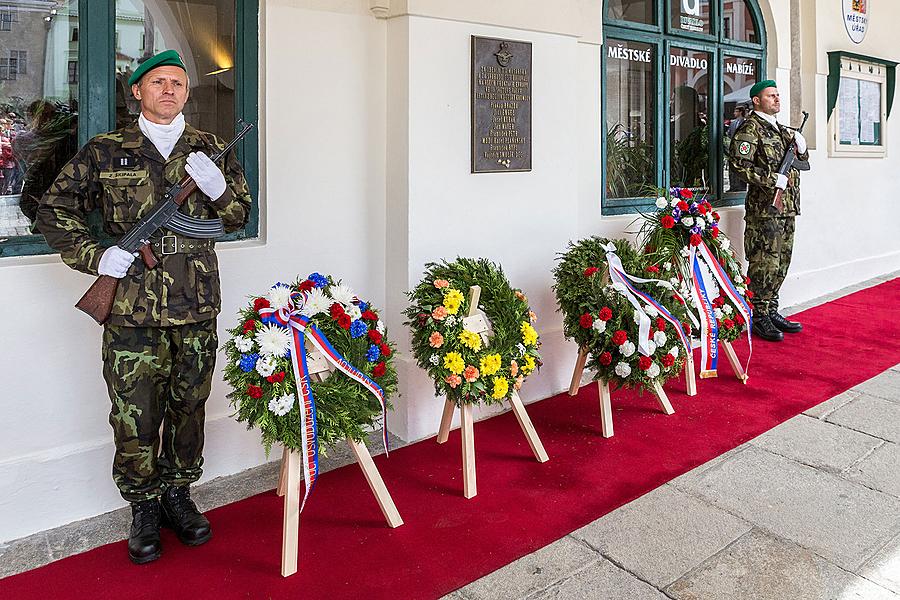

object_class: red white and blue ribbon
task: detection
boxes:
[259,300,388,512]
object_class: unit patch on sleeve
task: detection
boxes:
[738,141,751,155]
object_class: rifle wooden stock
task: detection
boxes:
[772,188,785,213]
[75,275,120,325]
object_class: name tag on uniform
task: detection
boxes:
[100,169,150,181]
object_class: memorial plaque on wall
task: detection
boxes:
[471,36,532,173]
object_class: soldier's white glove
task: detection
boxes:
[793,131,807,154]
[185,151,227,201]
[775,173,789,190]
[98,246,137,279]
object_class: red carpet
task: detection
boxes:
[3,277,899,600]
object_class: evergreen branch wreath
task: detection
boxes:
[405,258,541,406]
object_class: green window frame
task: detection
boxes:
[0,0,259,258]
[602,0,766,215]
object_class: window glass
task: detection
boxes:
[839,77,882,146]
[115,0,235,139]
[669,47,710,193]
[607,0,656,25]
[605,39,656,199]
[722,56,758,194]
[722,0,758,43]
[0,1,79,238]
[670,0,711,35]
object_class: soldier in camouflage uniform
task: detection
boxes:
[728,80,808,342]
[35,50,251,564]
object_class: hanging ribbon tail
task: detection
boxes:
[690,247,719,378]
[292,327,320,513]
[605,250,652,356]
[697,241,753,377]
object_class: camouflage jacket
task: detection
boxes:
[728,112,809,218]
[36,120,251,327]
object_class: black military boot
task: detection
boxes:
[770,311,803,333]
[128,499,162,564]
[160,485,211,546]
[752,314,784,342]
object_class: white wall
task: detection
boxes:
[1,0,899,543]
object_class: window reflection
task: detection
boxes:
[723,0,758,43]
[669,47,710,193]
[722,56,758,194]
[670,0,711,35]
[607,0,656,25]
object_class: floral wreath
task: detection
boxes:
[553,237,688,389]
[641,187,753,343]
[405,258,541,405]
[223,273,397,453]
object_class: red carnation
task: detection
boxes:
[713,211,721,221]
[598,351,612,366]
[723,319,735,329]
[661,215,675,229]
[639,356,653,370]
[690,233,702,247]
[735,314,745,326]
[579,313,594,329]
[645,265,660,274]
[267,371,286,383]
[711,227,720,238]
[242,319,257,334]
[253,297,270,312]
[662,354,675,367]
[368,329,383,344]
[373,361,386,378]
[677,201,689,211]
[744,276,751,285]
[697,204,708,215]
[330,303,345,318]
[380,343,392,358]
[584,267,599,278]
[682,322,692,334]
[598,307,613,321]
[247,385,263,399]
[681,189,694,199]
[611,330,628,346]
[297,280,315,292]
[656,317,666,331]
[337,314,352,329]
[361,310,379,321]
[746,290,754,299]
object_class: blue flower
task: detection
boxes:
[366,344,381,362]
[308,272,328,288]
[349,319,367,339]
[240,353,260,372]
[690,226,702,235]
[689,202,699,214]
[671,207,682,221]
[357,301,369,312]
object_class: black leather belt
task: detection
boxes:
[150,235,215,255]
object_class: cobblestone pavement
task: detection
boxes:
[0,194,33,237]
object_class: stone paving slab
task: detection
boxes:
[825,395,900,443]
[854,370,900,404]
[843,442,900,498]
[531,557,670,600]
[666,529,899,600]
[571,484,751,588]
[453,536,598,600]
[803,389,860,420]
[862,532,900,594]
[749,414,883,473]
[0,534,51,580]
[672,446,900,571]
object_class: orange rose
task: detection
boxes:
[463,365,479,383]
[428,331,444,348]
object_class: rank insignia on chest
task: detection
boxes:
[738,141,751,155]
[115,156,136,168]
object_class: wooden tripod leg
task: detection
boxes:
[436,398,456,444]
[509,390,549,463]
[721,341,748,384]
[652,381,675,415]
[460,403,477,498]
[568,347,589,396]
[598,380,613,438]
[276,446,289,497]
[281,450,302,577]
[684,354,697,397]
[347,438,403,528]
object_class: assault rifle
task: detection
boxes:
[75,120,254,324]
[772,110,810,213]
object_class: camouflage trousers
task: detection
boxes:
[744,215,796,315]
[102,319,218,503]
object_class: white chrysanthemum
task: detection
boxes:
[429,354,440,365]
[647,363,661,378]
[620,341,636,357]
[723,304,734,315]
[646,340,657,355]
[669,346,680,358]
[299,288,330,317]
[255,324,292,358]
[255,355,277,377]
[235,337,254,352]
[695,217,705,229]
[632,311,642,325]
[670,198,680,208]
[592,319,607,333]
[330,284,356,307]
[267,284,294,310]
[655,197,668,209]
[713,308,724,320]
[736,286,746,295]
[346,304,362,321]
[376,320,386,334]
[680,246,691,258]
[268,394,295,417]
[664,262,672,271]
[682,216,694,227]
[516,343,527,356]
[645,305,659,318]
[720,238,731,251]
[615,362,632,378]
[653,331,668,346]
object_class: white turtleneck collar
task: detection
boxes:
[138,112,185,160]
[753,111,779,128]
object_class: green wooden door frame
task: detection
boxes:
[601,0,766,215]
[0,0,260,258]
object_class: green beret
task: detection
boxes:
[128,50,186,86]
[749,79,777,98]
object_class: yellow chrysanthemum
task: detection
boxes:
[521,355,536,375]
[443,289,464,315]
[479,353,502,377]
[458,329,482,351]
[443,352,465,375]
[520,322,538,346]
[491,376,509,400]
